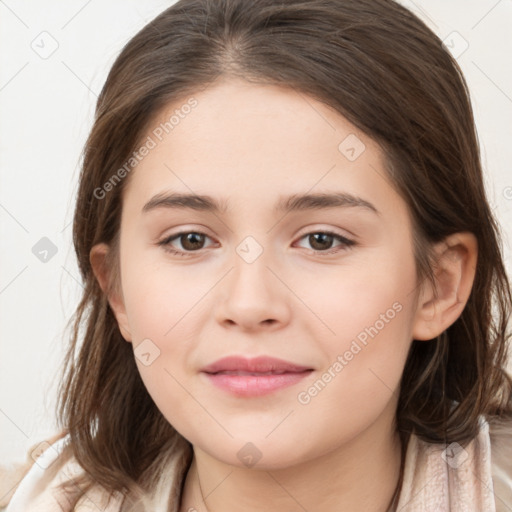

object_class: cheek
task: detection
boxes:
[291,296,414,462]
[119,253,219,413]
[298,295,413,406]
[121,254,208,344]
[295,243,417,350]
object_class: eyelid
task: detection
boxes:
[294,224,357,241]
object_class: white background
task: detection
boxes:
[1,0,511,470]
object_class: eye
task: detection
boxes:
[157,229,356,257]
[295,231,355,254]
[158,231,216,256]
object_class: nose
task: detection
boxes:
[215,248,292,332]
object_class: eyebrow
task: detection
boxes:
[142,191,379,215]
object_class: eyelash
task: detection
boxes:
[157,230,356,257]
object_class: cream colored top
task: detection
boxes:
[5,416,512,511]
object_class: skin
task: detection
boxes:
[91,77,477,512]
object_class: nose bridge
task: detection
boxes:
[216,234,291,329]
[230,234,275,299]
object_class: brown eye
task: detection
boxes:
[308,233,335,251]
[158,231,215,256]
[179,232,206,250]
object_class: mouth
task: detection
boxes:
[201,356,314,397]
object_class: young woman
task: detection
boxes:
[6,0,512,510]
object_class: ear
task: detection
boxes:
[89,243,132,342]
[412,232,478,341]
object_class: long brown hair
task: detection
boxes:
[55,0,512,508]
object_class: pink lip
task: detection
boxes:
[201,356,313,397]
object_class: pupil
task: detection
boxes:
[309,233,333,250]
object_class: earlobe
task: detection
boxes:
[412,232,478,341]
[89,243,133,342]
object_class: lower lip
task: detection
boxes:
[202,371,312,397]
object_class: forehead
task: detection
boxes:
[122,78,403,220]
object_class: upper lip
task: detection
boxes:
[201,356,312,374]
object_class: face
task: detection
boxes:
[109,78,422,469]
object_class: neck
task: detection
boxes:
[180,410,403,512]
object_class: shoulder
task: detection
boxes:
[489,414,512,512]
[5,433,124,512]
[396,414,512,510]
